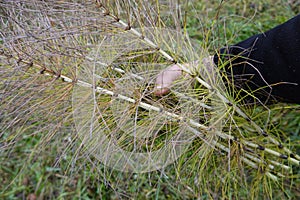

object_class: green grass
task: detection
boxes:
[0,0,299,199]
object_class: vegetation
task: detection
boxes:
[0,0,299,199]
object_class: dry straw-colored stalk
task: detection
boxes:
[0,0,299,198]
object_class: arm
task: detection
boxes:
[156,15,300,103]
[214,15,300,103]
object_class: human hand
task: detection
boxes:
[154,56,214,96]
[154,64,184,96]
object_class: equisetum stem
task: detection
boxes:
[7,55,298,174]
[215,131,300,165]
[85,55,213,110]
[83,55,299,166]
[73,73,296,177]
[74,75,300,166]
[187,126,284,181]
[95,3,300,161]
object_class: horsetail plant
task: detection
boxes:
[0,0,299,199]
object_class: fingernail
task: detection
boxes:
[155,85,163,89]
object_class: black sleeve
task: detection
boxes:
[214,15,300,104]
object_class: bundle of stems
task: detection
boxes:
[1,0,299,199]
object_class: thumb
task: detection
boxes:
[154,64,182,96]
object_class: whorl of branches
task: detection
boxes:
[0,0,299,198]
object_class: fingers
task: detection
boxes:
[154,57,214,96]
[154,64,182,96]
